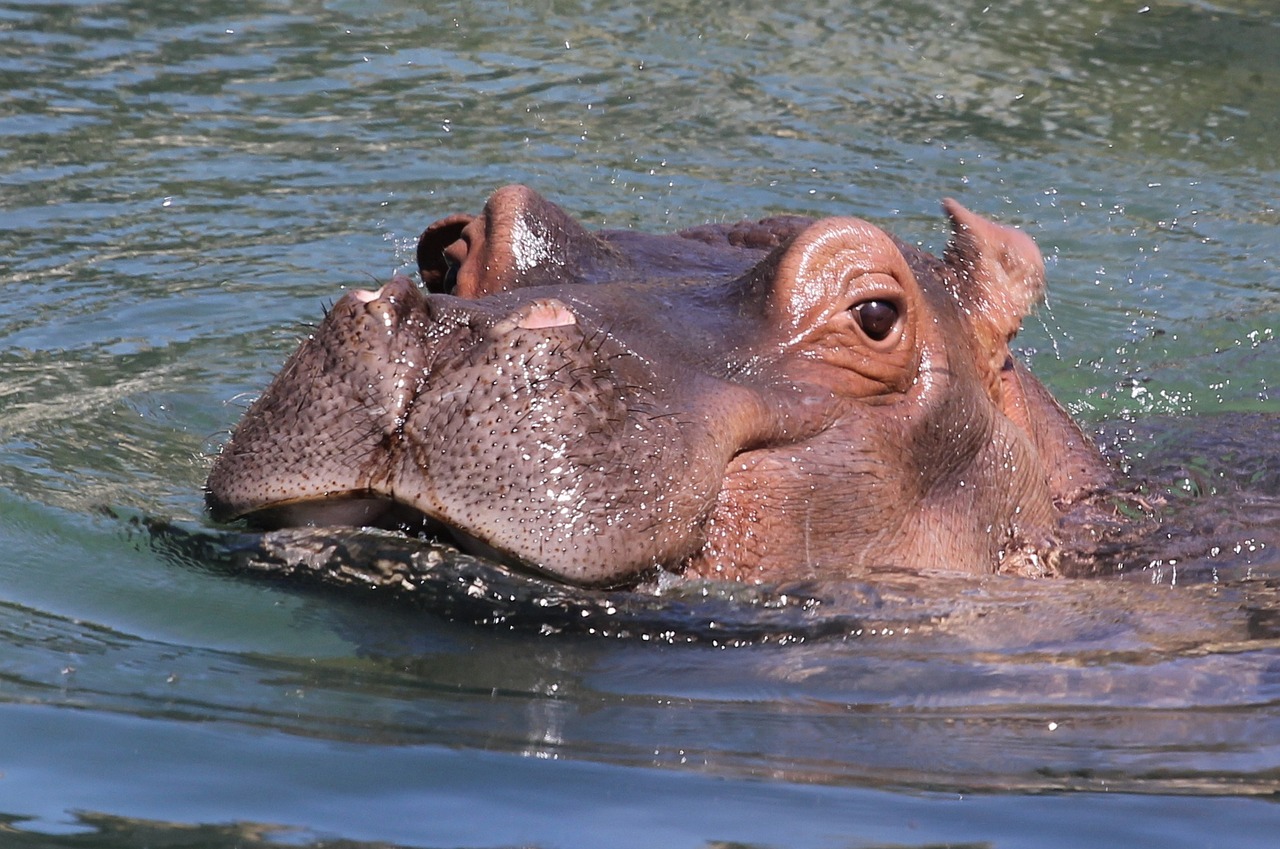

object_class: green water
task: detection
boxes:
[1,0,1278,846]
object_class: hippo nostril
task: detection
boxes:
[516,299,577,330]
[493,298,579,334]
[348,275,422,309]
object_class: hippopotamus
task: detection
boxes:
[206,186,1113,588]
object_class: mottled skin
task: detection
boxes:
[206,186,1110,587]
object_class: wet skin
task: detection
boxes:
[206,186,1112,587]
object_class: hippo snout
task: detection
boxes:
[207,269,801,585]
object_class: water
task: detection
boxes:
[1,0,1278,846]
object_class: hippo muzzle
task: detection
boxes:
[207,274,834,585]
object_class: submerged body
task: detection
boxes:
[206,187,1111,587]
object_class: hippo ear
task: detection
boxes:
[940,201,1110,501]
[941,198,1045,348]
[417,185,626,299]
[417,213,475,294]
[941,199,1046,406]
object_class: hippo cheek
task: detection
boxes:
[685,419,896,582]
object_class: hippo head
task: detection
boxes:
[206,186,1108,586]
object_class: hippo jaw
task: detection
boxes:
[206,276,835,586]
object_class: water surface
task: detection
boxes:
[1,1,1278,846]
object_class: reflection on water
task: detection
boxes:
[5,548,1279,802]
[0,0,1277,846]
[26,441,1280,802]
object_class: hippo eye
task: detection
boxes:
[853,299,900,342]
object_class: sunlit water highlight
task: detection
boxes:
[1,1,1277,847]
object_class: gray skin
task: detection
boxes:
[206,186,1110,587]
